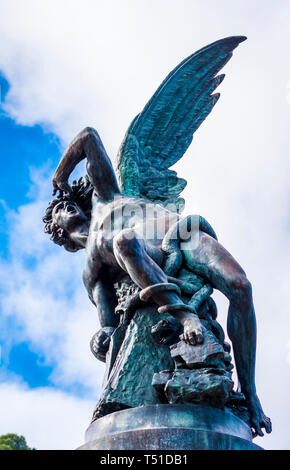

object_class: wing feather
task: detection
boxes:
[115,36,246,210]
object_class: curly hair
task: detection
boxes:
[43,176,93,252]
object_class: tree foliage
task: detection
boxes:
[0,433,35,450]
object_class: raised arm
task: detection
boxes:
[53,127,120,201]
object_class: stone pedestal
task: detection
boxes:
[78,404,262,450]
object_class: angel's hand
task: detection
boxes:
[90,327,115,362]
[247,393,272,437]
[52,176,72,197]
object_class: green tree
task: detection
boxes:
[0,443,12,450]
[0,433,35,450]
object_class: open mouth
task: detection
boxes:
[53,201,79,218]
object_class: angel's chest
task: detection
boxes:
[86,226,116,268]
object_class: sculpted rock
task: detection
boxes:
[170,330,226,370]
[151,317,182,346]
[165,369,233,407]
[152,370,173,391]
[151,370,174,403]
[152,328,235,408]
[92,306,174,420]
[225,391,252,428]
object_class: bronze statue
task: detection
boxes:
[43,36,271,439]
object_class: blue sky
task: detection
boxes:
[0,66,100,447]
[0,76,55,385]
[0,74,61,255]
[0,98,97,393]
[0,0,289,450]
[0,68,102,448]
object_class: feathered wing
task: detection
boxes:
[115,36,246,212]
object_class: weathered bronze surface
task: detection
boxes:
[43,36,272,446]
[78,404,262,450]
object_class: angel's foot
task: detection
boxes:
[180,314,204,346]
[247,392,272,437]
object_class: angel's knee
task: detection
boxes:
[113,229,144,259]
[79,126,98,140]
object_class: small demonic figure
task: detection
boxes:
[43,36,271,436]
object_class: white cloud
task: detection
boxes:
[0,0,289,450]
[0,169,105,392]
[0,381,94,449]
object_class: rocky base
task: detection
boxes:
[152,329,235,409]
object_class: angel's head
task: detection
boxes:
[43,176,93,252]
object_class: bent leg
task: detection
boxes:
[183,231,272,435]
[113,228,204,345]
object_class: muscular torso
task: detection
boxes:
[83,193,180,290]
[89,193,179,262]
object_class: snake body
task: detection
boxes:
[162,215,217,277]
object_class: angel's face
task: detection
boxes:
[52,201,87,231]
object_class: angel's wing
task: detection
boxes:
[115,36,246,212]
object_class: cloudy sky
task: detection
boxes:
[0,0,289,450]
